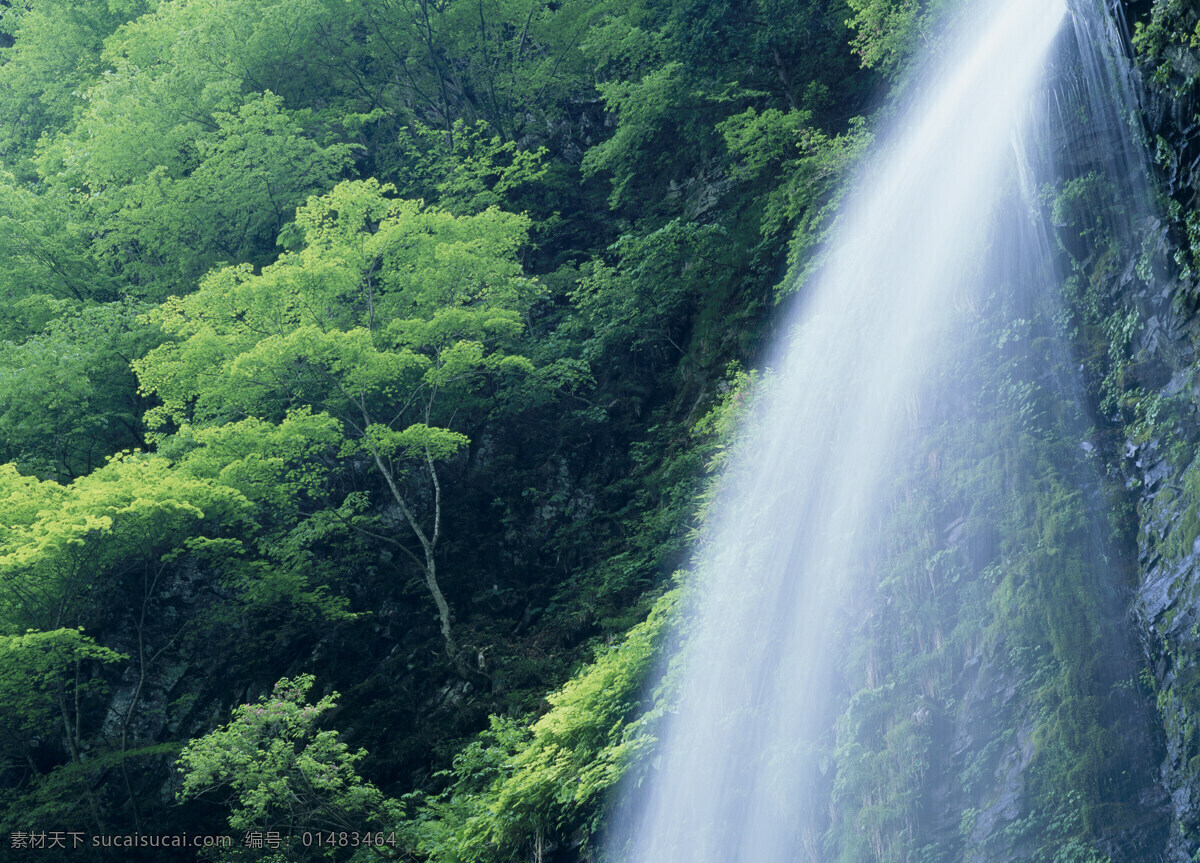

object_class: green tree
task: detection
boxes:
[0,301,160,479]
[39,92,354,299]
[0,453,260,832]
[29,0,359,299]
[345,0,624,143]
[0,0,149,174]
[0,628,124,833]
[178,675,401,860]
[0,176,111,309]
[844,0,923,78]
[136,179,540,664]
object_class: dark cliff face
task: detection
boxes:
[1085,0,1200,858]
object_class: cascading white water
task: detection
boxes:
[607,1,1080,860]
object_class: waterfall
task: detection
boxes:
[609,0,1172,859]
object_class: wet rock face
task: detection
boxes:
[1132,455,1200,861]
[1129,0,1200,294]
[1129,428,1200,859]
[1117,1,1200,857]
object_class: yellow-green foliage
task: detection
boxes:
[0,454,251,628]
[401,589,679,862]
[134,178,538,435]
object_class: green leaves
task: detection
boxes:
[0,453,252,628]
[0,627,124,820]
[165,410,343,510]
[390,120,549,215]
[137,179,538,436]
[720,107,871,242]
[844,0,922,78]
[63,93,354,299]
[361,424,470,462]
[134,178,543,657]
[0,0,146,173]
[719,107,871,287]
[0,628,123,734]
[582,63,690,208]
[0,300,159,478]
[1132,0,1199,70]
[178,675,401,845]
[0,0,890,846]
[401,589,680,861]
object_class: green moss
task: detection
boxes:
[1151,451,1200,563]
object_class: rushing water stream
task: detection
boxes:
[610,0,1172,859]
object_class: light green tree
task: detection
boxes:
[38,90,354,299]
[0,0,149,174]
[0,454,256,831]
[844,0,927,78]
[178,675,401,860]
[136,179,540,664]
